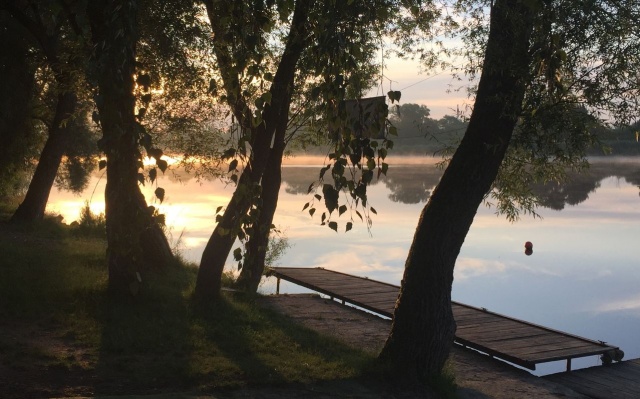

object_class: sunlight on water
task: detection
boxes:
[47,157,640,374]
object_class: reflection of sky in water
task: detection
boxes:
[47,159,640,375]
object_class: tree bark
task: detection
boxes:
[11,91,76,222]
[236,111,288,293]
[378,0,535,382]
[194,0,311,301]
[88,0,172,296]
[3,4,78,222]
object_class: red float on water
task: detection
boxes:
[524,241,533,256]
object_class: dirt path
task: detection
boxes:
[259,294,589,399]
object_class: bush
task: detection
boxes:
[72,201,106,238]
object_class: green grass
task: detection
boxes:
[0,217,375,396]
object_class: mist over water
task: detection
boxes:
[47,156,640,375]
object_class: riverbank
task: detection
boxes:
[0,218,588,398]
[261,294,589,399]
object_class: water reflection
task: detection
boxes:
[280,157,640,209]
[46,156,640,375]
[532,160,640,210]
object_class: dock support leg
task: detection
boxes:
[566,358,571,372]
[276,278,280,295]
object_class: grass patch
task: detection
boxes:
[0,218,374,397]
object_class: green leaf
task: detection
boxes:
[155,187,165,203]
[157,159,168,173]
[338,205,347,216]
[322,184,339,214]
[137,74,151,89]
[328,221,338,232]
[260,92,272,105]
[222,148,236,159]
[252,115,263,127]
[230,174,238,184]
[148,148,163,160]
[388,126,398,136]
[137,108,146,120]
[141,93,151,104]
[229,159,238,172]
[321,212,327,224]
[233,247,242,261]
[346,222,353,232]
[309,208,316,217]
[137,173,145,185]
[314,194,322,200]
[149,168,157,183]
[141,132,152,151]
[319,165,331,180]
[355,210,363,221]
[302,202,310,211]
[307,183,315,194]
[370,207,377,215]
[216,206,223,214]
[98,159,107,170]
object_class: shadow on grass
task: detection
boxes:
[0,217,378,396]
[94,263,195,396]
[190,292,376,392]
[94,284,376,395]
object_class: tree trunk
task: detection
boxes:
[196,169,256,298]
[88,0,172,296]
[11,91,76,222]
[195,0,311,301]
[3,6,77,222]
[378,0,535,383]
[236,117,288,293]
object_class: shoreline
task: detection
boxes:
[259,294,589,399]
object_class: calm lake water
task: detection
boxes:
[48,156,640,375]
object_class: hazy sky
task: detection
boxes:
[367,56,473,120]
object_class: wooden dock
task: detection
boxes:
[268,267,620,371]
[544,359,640,399]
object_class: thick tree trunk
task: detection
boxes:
[11,91,76,222]
[195,0,311,301]
[88,0,172,296]
[236,123,287,293]
[378,0,535,382]
[196,169,256,298]
[3,7,78,222]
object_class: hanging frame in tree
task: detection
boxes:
[330,96,388,141]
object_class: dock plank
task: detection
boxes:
[545,359,640,399]
[268,267,619,371]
